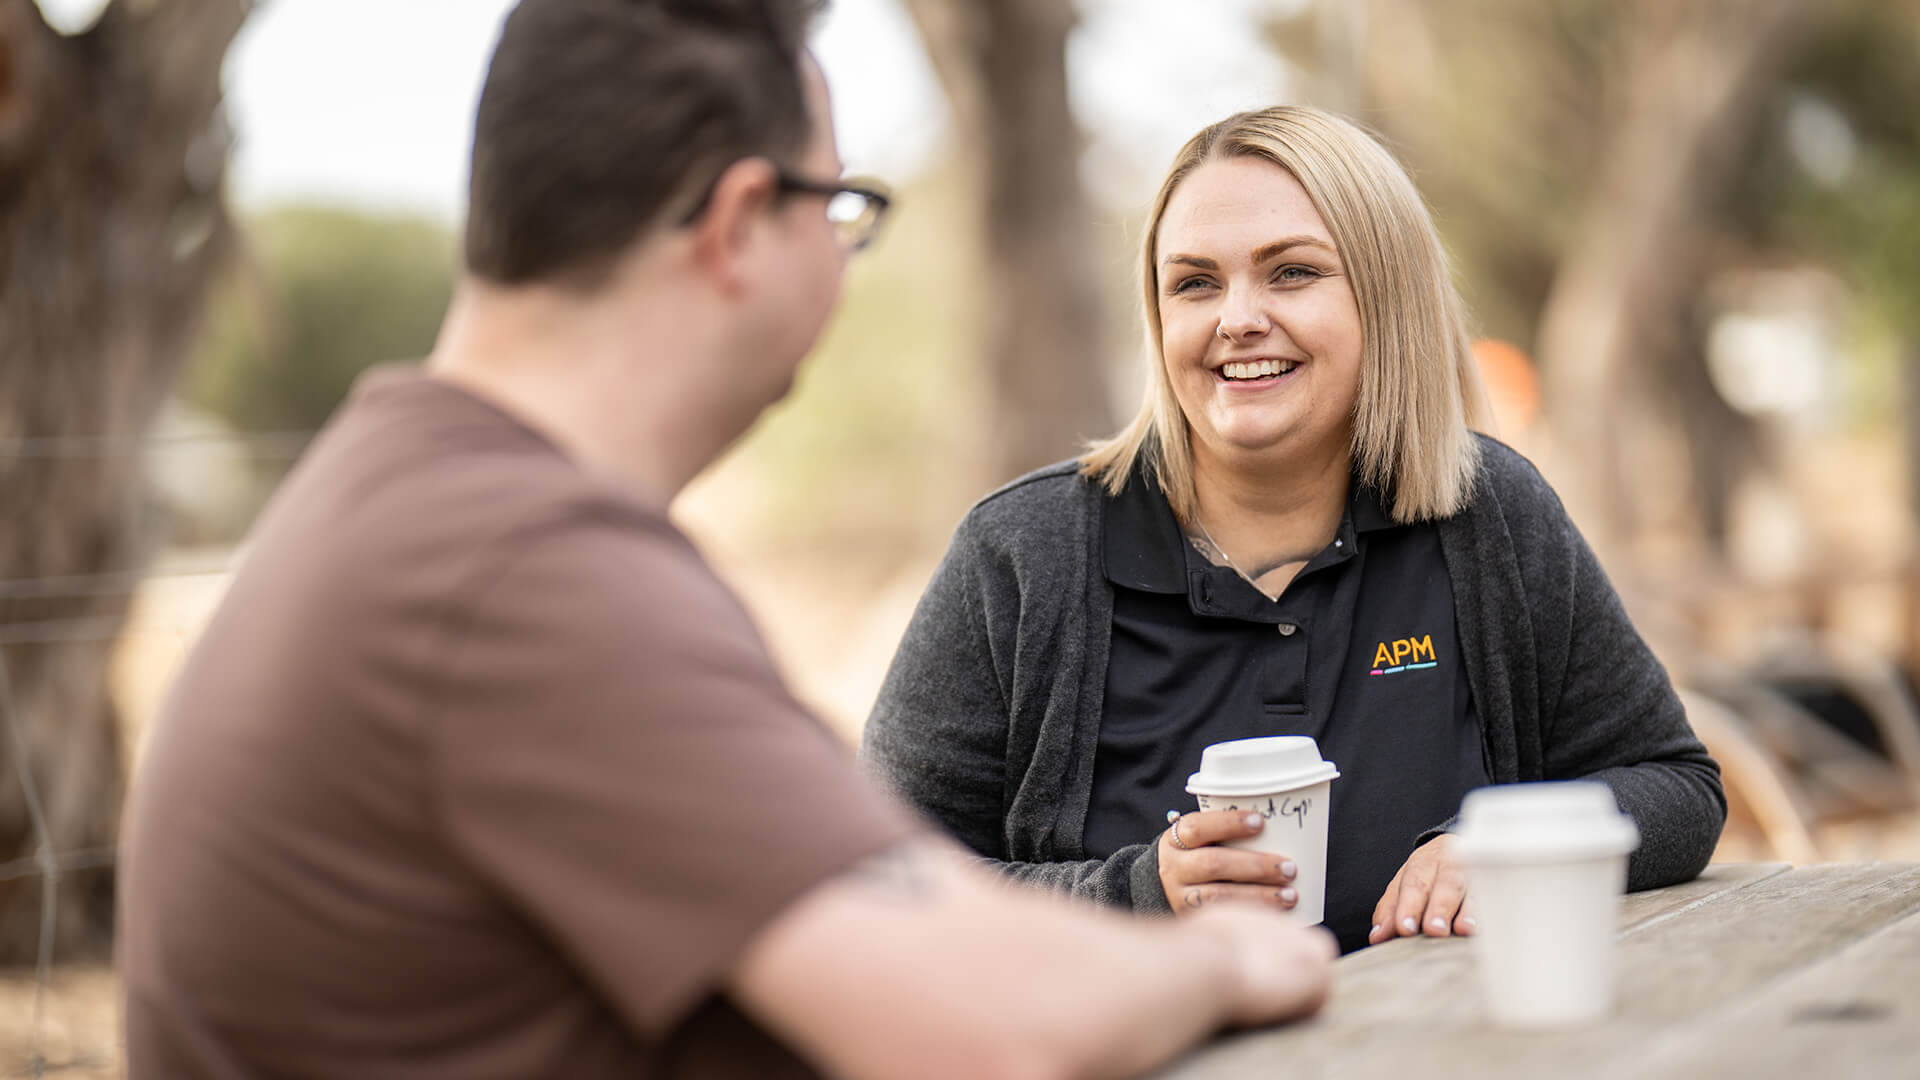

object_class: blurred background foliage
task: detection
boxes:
[172,0,1920,565]
[158,0,1920,869]
[186,206,455,436]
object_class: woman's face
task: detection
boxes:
[1154,156,1363,471]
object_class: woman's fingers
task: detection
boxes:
[1368,866,1405,944]
[1160,810,1298,914]
[1369,835,1470,943]
[1176,881,1299,914]
[1390,854,1436,939]
[1165,832,1296,888]
[1174,809,1270,847]
[1420,859,1467,937]
[1452,895,1477,936]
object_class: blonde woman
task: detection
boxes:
[863,106,1724,954]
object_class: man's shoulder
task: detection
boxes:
[232,373,697,650]
[310,368,677,556]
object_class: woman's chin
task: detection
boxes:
[1192,420,1349,470]
[1198,420,1301,457]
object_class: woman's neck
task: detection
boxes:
[1188,439,1352,579]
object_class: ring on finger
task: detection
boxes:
[1168,816,1191,851]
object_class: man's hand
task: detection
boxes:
[1367,833,1474,945]
[1159,809,1299,915]
[1187,905,1337,1027]
[734,839,1335,1080]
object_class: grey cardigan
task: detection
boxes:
[862,436,1726,913]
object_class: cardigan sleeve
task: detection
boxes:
[1540,516,1727,890]
[861,512,1174,914]
[1499,451,1727,890]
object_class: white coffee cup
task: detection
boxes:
[1453,781,1640,1028]
[1185,736,1340,925]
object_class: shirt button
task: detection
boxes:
[1276,623,1299,636]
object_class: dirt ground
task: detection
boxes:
[0,969,118,1078]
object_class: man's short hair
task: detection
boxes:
[466,0,825,286]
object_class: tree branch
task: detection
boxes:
[0,0,56,170]
[899,0,985,154]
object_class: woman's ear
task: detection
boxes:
[688,157,779,296]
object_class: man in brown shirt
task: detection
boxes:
[118,2,1335,1077]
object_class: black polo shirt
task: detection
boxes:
[1085,470,1488,953]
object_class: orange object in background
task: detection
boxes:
[1472,338,1541,439]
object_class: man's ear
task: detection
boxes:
[689,157,778,296]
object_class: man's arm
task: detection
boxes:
[733,838,1335,1080]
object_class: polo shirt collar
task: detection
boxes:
[1102,460,1395,595]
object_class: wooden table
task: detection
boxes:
[1157,862,1920,1079]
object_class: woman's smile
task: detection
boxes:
[1215,356,1303,386]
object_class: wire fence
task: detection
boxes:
[0,431,313,461]
[0,430,280,1077]
[0,570,237,1078]
[2,647,91,1079]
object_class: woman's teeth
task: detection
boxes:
[1220,359,1297,380]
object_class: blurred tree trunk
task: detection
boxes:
[1905,342,1920,524]
[1534,0,1807,553]
[902,0,1114,483]
[1906,341,1920,682]
[0,0,250,963]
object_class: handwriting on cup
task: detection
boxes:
[1219,795,1312,830]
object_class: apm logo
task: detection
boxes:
[1369,634,1437,676]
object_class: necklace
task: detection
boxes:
[1190,518,1281,603]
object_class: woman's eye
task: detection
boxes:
[1275,265,1321,284]
[1170,276,1214,295]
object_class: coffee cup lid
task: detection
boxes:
[1453,781,1640,862]
[1185,735,1339,797]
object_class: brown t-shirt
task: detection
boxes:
[120,368,921,1078]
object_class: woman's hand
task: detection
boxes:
[1367,834,1475,945]
[1158,810,1299,915]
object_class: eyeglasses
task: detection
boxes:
[776,172,892,253]
[679,165,893,254]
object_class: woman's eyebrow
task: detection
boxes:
[1162,236,1337,272]
[1251,236,1336,263]
[1161,253,1218,271]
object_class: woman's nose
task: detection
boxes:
[1215,292,1271,342]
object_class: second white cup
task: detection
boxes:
[1454,781,1640,1028]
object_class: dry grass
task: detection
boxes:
[0,969,120,1078]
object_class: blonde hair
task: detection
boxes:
[1081,106,1492,524]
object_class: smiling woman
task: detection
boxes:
[1150,159,1365,539]
[863,105,1728,956]
[1088,107,1488,532]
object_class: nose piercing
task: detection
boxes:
[1217,316,1268,340]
